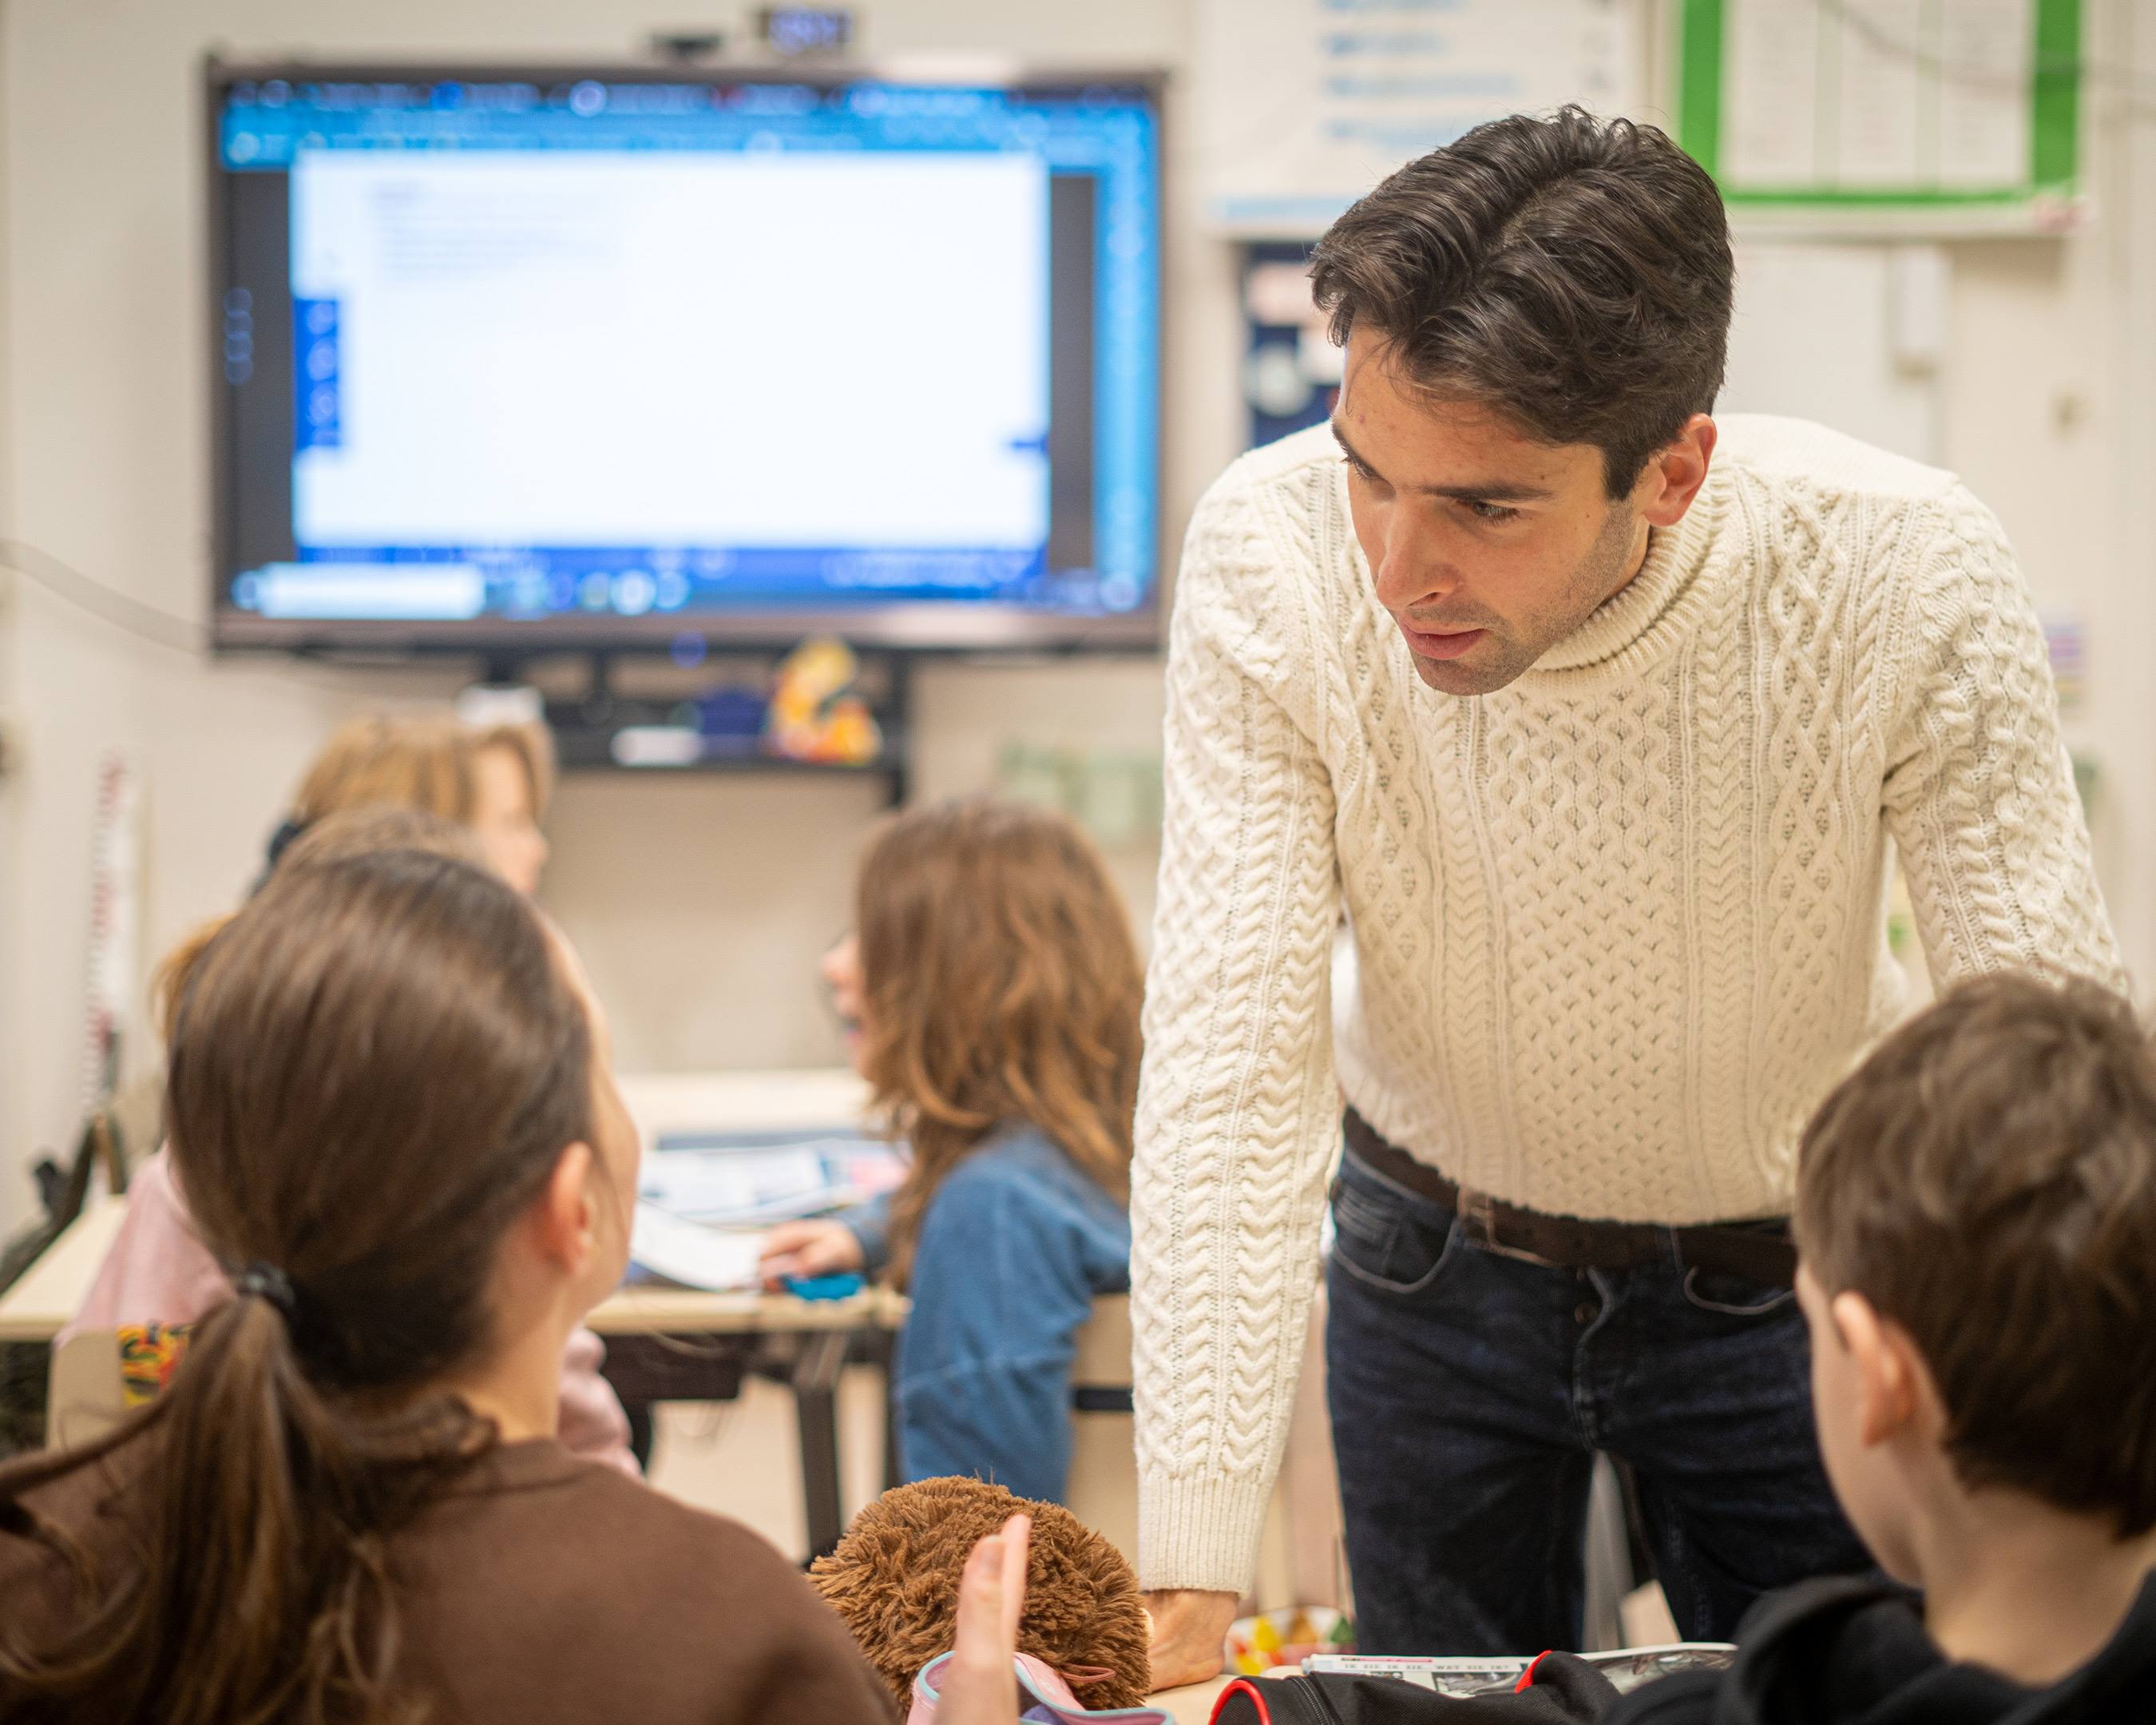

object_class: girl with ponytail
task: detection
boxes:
[0,848,902,1725]
[65,807,637,1476]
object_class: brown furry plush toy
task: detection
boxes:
[810,1477,1153,1713]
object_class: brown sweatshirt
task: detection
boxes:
[0,1437,896,1724]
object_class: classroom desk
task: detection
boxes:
[619,1067,872,1141]
[1157,1677,1233,1723]
[0,1206,896,1349]
[599,1070,898,1558]
[587,1281,906,1560]
[0,1197,129,1342]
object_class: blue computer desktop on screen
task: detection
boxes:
[209,73,1159,648]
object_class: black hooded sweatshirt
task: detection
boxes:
[1607,1573,2156,1725]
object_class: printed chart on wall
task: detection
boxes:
[1678,0,2082,232]
[1195,0,1643,236]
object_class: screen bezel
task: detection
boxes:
[204,57,1167,657]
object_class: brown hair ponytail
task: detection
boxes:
[0,846,593,1723]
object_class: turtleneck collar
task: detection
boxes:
[1517,458,1733,691]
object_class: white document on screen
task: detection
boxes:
[286,151,1049,550]
[628,1203,764,1292]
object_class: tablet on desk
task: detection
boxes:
[639,1128,906,1228]
[628,1128,907,1292]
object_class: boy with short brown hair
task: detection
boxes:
[1615,970,2156,1722]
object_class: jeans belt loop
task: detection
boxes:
[1456,1183,1495,1247]
[1456,1181,1563,1270]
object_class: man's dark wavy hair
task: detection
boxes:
[1310,106,1735,496]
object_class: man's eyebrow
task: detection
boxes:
[1329,418,1557,503]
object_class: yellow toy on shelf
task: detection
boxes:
[765,636,883,765]
[1225,1605,1353,1676]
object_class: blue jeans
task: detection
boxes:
[1325,1147,1867,1656]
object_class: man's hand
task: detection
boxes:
[758,1219,866,1288]
[1145,1588,1241,1691]
[938,1513,1032,1725]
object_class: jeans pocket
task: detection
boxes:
[1330,1166,1460,1296]
[1682,1266,1797,1318]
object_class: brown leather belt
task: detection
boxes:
[1342,1108,1797,1288]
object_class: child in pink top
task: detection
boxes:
[65,1147,640,1477]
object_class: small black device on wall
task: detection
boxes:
[758,8,855,56]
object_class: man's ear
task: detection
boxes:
[529,1141,599,1278]
[1634,413,1717,528]
[1834,1290,1920,1447]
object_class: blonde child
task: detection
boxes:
[263,709,552,893]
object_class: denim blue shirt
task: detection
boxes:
[839,1124,1130,1505]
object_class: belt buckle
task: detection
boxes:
[1456,1184,1562,1270]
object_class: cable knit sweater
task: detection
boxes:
[1131,414,2122,1594]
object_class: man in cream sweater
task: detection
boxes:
[1135,107,2122,1684]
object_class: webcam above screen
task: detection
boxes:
[206,63,1162,655]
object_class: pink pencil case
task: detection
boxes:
[907,1651,1173,1724]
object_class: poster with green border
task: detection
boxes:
[1676,0,2080,232]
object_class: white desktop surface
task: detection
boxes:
[0,1199,129,1342]
[1157,1677,1234,1722]
[616,1068,871,1144]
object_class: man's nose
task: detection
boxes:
[1372,511,1459,612]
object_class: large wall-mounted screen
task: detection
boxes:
[208,65,1161,652]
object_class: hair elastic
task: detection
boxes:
[262,815,311,873]
[233,1262,298,1321]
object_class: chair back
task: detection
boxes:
[1065,1295,1139,1562]
[47,1323,192,1449]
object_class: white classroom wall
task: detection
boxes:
[3,0,2155,1237]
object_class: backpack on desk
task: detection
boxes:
[1212,1652,1620,1723]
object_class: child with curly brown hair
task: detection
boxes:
[760,797,1143,1505]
